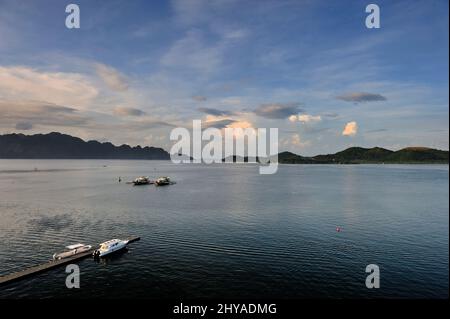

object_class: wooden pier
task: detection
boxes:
[0,236,140,286]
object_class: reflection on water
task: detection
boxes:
[28,214,75,232]
[0,160,448,298]
[94,248,129,265]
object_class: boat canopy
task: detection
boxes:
[100,239,120,246]
[66,243,86,250]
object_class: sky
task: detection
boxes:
[0,0,448,155]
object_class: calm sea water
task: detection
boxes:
[0,160,448,298]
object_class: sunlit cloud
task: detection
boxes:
[281,133,310,149]
[226,120,253,129]
[288,115,297,122]
[201,113,251,130]
[289,114,322,123]
[0,66,98,109]
[342,121,358,136]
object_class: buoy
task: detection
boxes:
[336,227,341,232]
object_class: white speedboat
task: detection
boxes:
[93,239,129,257]
[53,243,92,260]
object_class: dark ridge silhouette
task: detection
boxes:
[0,132,169,160]
[279,146,448,164]
[223,147,448,164]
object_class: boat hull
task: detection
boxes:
[133,181,150,185]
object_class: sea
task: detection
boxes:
[0,160,448,298]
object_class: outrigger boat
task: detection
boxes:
[53,243,92,260]
[132,176,152,185]
[154,176,172,186]
[93,239,129,257]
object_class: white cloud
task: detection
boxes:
[0,66,98,109]
[298,114,321,123]
[289,114,322,123]
[342,121,358,136]
[95,63,129,92]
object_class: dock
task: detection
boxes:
[0,236,140,286]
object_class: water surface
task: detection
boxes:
[0,160,448,298]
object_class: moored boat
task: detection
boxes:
[53,243,92,260]
[132,176,152,185]
[154,176,171,186]
[93,239,129,257]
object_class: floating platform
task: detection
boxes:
[0,236,140,286]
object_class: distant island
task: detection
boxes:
[0,132,448,163]
[0,132,170,160]
[224,147,448,164]
[276,147,448,164]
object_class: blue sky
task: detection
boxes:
[0,0,448,155]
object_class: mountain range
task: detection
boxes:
[277,147,448,164]
[0,132,170,160]
[0,132,448,163]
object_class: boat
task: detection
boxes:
[52,243,92,260]
[154,176,171,186]
[132,176,152,185]
[93,239,129,257]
